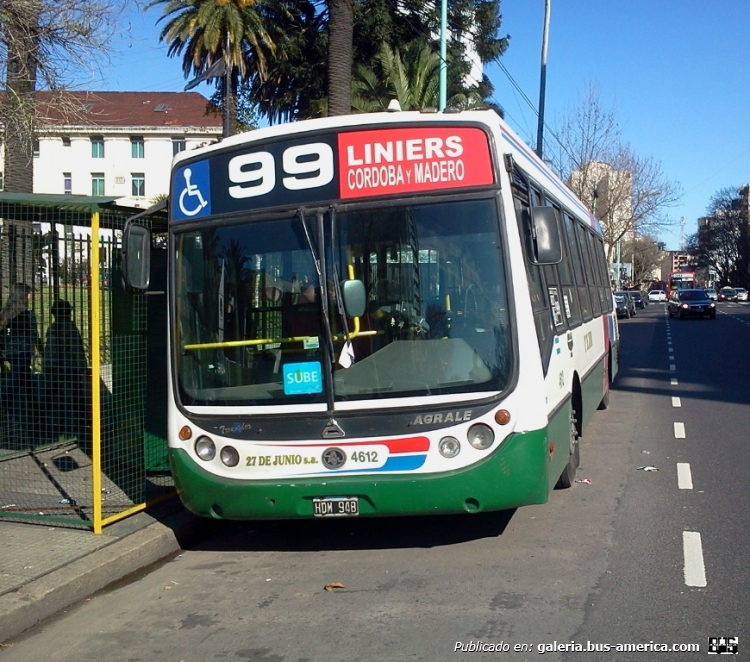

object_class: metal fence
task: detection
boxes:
[0,202,172,532]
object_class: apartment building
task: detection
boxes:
[0,91,223,207]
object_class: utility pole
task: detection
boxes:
[536,0,551,158]
[439,0,447,110]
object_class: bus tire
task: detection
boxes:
[556,405,580,489]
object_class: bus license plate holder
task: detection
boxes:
[312,497,359,517]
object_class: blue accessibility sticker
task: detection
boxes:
[172,160,211,220]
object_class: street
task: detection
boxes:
[2,302,748,662]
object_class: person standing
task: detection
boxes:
[43,299,88,440]
[0,283,41,422]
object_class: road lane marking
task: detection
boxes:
[672,397,681,407]
[683,531,707,587]
[671,378,678,385]
[670,364,676,371]
[674,422,686,438]
[677,463,693,489]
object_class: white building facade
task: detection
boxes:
[1,91,223,208]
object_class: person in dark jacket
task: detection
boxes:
[43,299,88,440]
[1,283,41,422]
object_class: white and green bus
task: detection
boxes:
[124,109,618,519]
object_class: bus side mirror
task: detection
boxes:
[530,206,562,265]
[341,279,366,318]
[122,222,151,292]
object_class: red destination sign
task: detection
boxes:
[337,126,494,199]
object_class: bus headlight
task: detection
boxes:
[439,436,461,458]
[195,436,216,461]
[220,445,240,467]
[467,423,495,450]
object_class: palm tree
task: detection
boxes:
[327,0,353,116]
[352,42,439,112]
[149,0,274,136]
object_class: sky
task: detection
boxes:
[87,0,750,252]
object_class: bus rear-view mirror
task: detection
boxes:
[530,206,562,265]
[341,279,366,318]
[122,222,151,292]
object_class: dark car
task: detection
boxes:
[629,290,646,309]
[614,291,636,318]
[718,286,737,302]
[667,289,716,319]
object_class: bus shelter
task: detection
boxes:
[0,193,170,533]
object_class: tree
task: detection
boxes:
[149,0,275,136]
[245,0,508,123]
[248,0,326,123]
[686,187,750,288]
[547,83,682,263]
[619,234,663,290]
[352,41,439,112]
[0,0,126,193]
[1,0,128,287]
[327,0,353,116]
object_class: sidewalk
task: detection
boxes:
[0,497,215,643]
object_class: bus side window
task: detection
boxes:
[512,185,554,374]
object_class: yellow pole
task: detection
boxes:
[90,212,103,533]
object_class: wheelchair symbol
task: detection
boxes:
[178,167,208,217]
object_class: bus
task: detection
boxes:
[123,109,619,520]
[667,270,696,299]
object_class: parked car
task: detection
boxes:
[614,293,630,319]
[734,287,748,302]
[718,286,737,302]
[614,291,636,318]
[704,288,718,301]
[629,290,646,309]
[667,289,716,319]
[647,289,667,302]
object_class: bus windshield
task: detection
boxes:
[174,197,513,406]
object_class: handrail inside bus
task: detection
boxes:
[183,330,378,352]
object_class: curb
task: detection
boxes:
[0,508,213,643]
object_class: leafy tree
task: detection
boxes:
[245,0,508,123]
[149,0,275,136]
[686,186,750,288]
[245,0,326,123]
[619,234,663,290]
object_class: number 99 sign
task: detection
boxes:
[228,142,335,199]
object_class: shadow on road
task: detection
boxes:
[188,508,517,553]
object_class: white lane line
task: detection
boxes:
[674,422,686,438]
[670,364,676,371]
[672,397,682,407]
[683,531,707,587]
[671,378,678,385]
[677,463,693,489]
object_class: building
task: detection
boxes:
[0,91,223,207]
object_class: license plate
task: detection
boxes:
[312,497,359,517]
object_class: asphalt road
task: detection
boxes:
[2,302,747,662]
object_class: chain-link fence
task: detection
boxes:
[0,195,171,532]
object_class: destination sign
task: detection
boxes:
[170,125,495,221]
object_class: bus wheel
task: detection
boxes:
[556,407,580,489]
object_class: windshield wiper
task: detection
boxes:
[297,207,336,413]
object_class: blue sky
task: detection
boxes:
[93,1,750,251]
